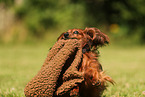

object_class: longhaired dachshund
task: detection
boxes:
[57,27,114,97]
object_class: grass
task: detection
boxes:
[0,44,145,97]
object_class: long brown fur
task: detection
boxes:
[58,27,114,97]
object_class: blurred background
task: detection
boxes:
[0,0,145,45]
[0,0,145,96]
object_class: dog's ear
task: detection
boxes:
[84,27,109,47]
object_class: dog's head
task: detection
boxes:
[57,27,109,52]
[57,29,84,40]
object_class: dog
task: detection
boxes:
[57,27,114,97]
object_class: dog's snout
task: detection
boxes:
[64,32,69,38]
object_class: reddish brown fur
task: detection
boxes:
[58,27,114,97]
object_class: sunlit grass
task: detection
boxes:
[0,45,51,97]
[0,44,145,97]
[100,46,145,97]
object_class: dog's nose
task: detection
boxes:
[64,32,69,38]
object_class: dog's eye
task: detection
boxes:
[73,31,79,34]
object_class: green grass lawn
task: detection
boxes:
[0,44,145,97]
